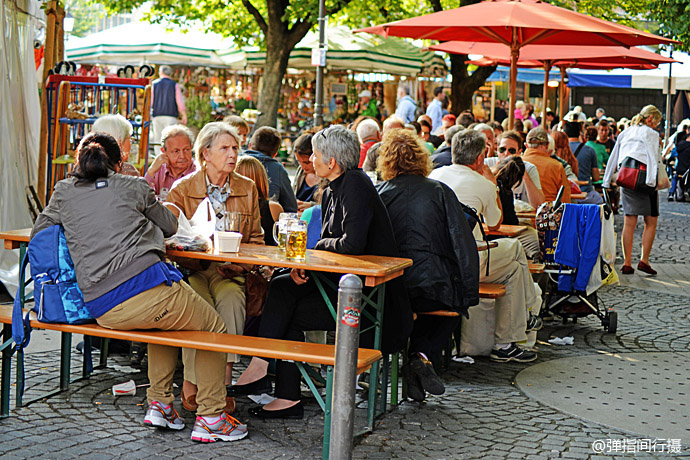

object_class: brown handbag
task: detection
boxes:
[244,268,270,317]
[217,264,271,317]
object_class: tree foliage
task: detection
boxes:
[97,0,355,127]
[62,0,106,38]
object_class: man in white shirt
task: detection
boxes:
[429,130,541,362]
[426,87,445,135]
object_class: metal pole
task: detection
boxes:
[490,82,496,123]
[313,0,326,128]
[664,46,674,148]
[328,274,363,460]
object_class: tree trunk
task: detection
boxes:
[448,53,496,116]
[255,32,292,128]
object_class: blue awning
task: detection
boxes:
[485,66,562,85]
[566,73,632,88]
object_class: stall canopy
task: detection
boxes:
[246,26,447,77]
[567,51,690,90]
[66,21,246,68]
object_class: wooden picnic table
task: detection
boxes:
[482,224,528,238]
[0,228,411,435]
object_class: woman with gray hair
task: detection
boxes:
[91,114,140,176]
[164,121,264,414]
[228,124,412,420]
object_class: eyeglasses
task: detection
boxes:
[498,146,517,155]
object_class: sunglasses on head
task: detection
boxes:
[498,146,517,155]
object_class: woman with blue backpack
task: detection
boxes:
[31,132,248,443]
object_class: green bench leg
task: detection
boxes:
[390,352,399,406]
[322,365,333,460]
[1,324,11,418]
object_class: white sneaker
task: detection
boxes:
[144,401,185,430]
[191,412,248,443]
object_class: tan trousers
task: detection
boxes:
[97,281,227,416]
[182,263,246,384]
[479,238,540,344]
[516,225,540,260]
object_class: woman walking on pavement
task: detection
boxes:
[603,105,663,275]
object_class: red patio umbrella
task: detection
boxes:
[430,41,678,125]
[357,0,677,127]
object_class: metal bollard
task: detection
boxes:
[329,274,363,460]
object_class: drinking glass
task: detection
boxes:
[285,220,308,261]
[273,212,298,250]
[224,211,242,233]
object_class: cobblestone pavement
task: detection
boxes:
[2,195,690,459]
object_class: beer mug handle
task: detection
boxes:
[273,221,281,245]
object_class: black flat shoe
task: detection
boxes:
[249,402,304,420]
[226,375,272,396]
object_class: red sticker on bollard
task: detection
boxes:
[341,307,360,328]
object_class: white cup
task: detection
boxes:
[112,379,136,396]
[215,231,242,253]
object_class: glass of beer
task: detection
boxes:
[285,220,308,261]
[273,213,298,250]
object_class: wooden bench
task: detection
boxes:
[482,224,528,237]
[529,263,546,274]
[0,305,380,459]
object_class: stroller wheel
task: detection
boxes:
[603,311,618,333]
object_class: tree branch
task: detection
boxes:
[287,18,314,48]
[429,0,443,12]
[240,0,267,34]
[325,0,356,17]
[468,64,497,87]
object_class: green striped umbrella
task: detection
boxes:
[66,21,245,68]
[245,26,446,76]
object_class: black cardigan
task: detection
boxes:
[314,169,413,353]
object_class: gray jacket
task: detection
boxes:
[32,172,178,302]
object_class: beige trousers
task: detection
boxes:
[516,225,540,260]
[97,281,227,416]
[479,238,540,344]
[182,263,246,384]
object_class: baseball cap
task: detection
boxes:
[526,127,549,145]
[358,90,372,99]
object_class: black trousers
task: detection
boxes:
[408,313,459,361]
[257,273,338,401]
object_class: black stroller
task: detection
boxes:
[536,187,618,333]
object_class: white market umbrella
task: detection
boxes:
[66,21,245,68]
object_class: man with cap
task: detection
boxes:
[522,127,571,203]
[357,89,379,119]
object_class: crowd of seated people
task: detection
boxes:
[39,99,660,444]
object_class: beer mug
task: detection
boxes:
[273,212,298,250]
[285,220,308,261]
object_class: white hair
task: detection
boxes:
[194,122,241,163]
[383,116,405,132]
[356,119,380,143]
[91,114,132,145]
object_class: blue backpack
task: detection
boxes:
[12,225,93,351]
